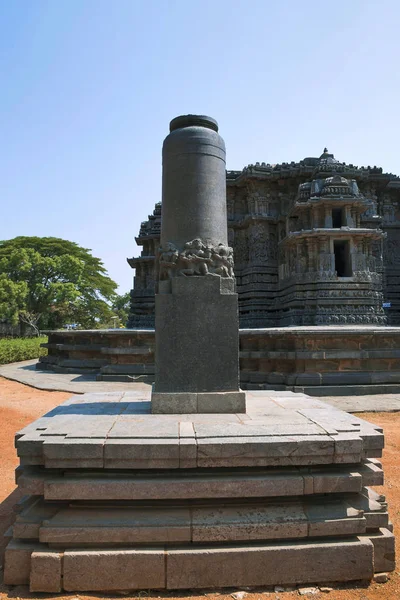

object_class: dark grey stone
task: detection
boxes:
[128,149,400,329]
[154,270,240,395]
[151,115,243,413]
[160,115,227,251]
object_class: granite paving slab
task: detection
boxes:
[15,392,384,469]
[8,496,372,546]
[16,461,383,500]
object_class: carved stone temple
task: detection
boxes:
[128,149,400,328]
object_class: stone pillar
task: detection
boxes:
[151,115,246,414]
[324,207,333,228]
[345,205,354,227]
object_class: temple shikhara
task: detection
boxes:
[127,150,400,328]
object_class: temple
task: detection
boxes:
[127,150,400,328]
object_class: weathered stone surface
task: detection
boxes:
[166,538,374,588]
[63,549,165,591]
[191,504,308,542]
[153,277,241,399]
[366,528,396,572]
[152,390,246,414]
[40,506,191,544]
[104,438,180,469]
[151,392,197,414]
[6,384,394,590]
[41,470,305,501]
[373,572,389,583]
[127,148,400,329]
[15,393,384,469]
[37,326,400,395]
[151,115,243,414]
[30,550,62,592]
[3,539,44,585]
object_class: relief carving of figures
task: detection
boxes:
[249,223,269,263]
[385,239,400,267]
[233,231,249,266]
[159,239,234,280]
[383,203,395,223]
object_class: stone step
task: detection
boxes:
[41,343,104,351]
[100,347,153,355]
[348,488,389,530]
[100,364,155,374]
[36,363,99,375]
[297,384,400,396]
[5,537,376,592]
[11,495,371,546]
[360,527,396,573]
[16,461,383,501]
[15,394,384,470]
[96,374,154,382]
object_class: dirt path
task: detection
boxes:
[0,376,398,599]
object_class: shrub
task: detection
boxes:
[0,337,48,365]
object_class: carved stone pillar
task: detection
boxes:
[152,115,245,414]
[345,205,354,227]
[307,239,315,272]
[324,207,333,228]
[351,207,357,228]
[313,207,320,228]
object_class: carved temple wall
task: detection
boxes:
[127,154,400,328]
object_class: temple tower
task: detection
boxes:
[278,150,386,325]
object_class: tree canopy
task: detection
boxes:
[0,237,118,331]
[111,291,131,327]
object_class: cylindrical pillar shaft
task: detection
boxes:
[161,115,228,250]
[151,115,245,415]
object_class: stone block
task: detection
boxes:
[43,438,104,469]
[43,471,304,501]
[3,539,44,585]
[152,391,246,414]
[104,438,179,469]
[367,528,396,572]
[154,277,241,396]
[196,435,334,468]
[17,468,45,494]
[30,550,62,592]
[166,538,374,588]
[192,503,308,542]
[40,506,191,545]
[151,392,197,414]
[310,471,362,494]
[179,438,197,469]
[197,391,246,413]
[359,461,384,486]
[63,549,165,591]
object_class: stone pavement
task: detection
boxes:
[0,359,150,394]
[1,359,400,412]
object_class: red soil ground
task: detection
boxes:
[0,376,398,600]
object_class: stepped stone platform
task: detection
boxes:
[4,390,395,592]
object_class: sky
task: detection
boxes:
[1,0,399,293]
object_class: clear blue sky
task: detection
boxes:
[1,0,399,292]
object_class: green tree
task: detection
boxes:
[0,237,118,331]
[111,291,131,327]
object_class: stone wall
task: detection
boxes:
[39,327,400,395]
